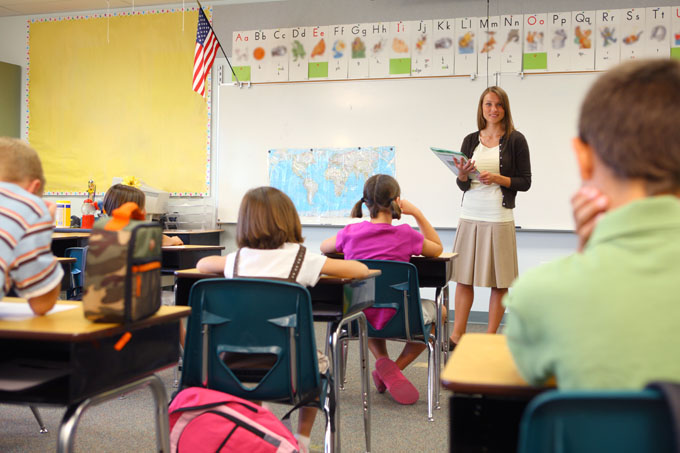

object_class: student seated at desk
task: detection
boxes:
[102,183,183,246]
[320,174,444,406]
[503,59,680,390]
[0,137,63,315]
[197,186,368,453]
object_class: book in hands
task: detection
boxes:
[430,147,480,178]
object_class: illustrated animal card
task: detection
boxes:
[645,6,670,58]
[500,15,522,73]
[477,16,501,77]
[455,17,477,75]
[231,30,253,82]
[267,28,290,82]
[619,8,646,61]
[348,23,370,79]
[547,12,571,71]
[596,9,621,70]
[523,13,548,71]
[367,22,391,78]
[389,21,412,77]
[411,20,433,76]
[306,26,330,80]
[288,26,310,81]
[328,24,351,80]
[571,11,595,71]
[431,18,455,76]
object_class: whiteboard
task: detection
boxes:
[217,72,599,230]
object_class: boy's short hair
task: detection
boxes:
[102,183,146,215]
[0,137,46,194]
[579,59,680,194]
[236,186,304,249]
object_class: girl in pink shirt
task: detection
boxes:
[321,174,444,405]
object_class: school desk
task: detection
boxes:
[161,245,225,272]
[51,231,90,257]
[163,229,223,245]
[440,333,555,453]
[0,298,190,453]
[325,251,458,410]
[173,268,380,453]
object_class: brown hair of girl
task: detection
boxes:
[102,183,146,215]
[351,174,402,219]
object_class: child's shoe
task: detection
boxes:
[374,357,419,405]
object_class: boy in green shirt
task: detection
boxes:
[503,59,680,389]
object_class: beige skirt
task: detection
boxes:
[451,219,518,288]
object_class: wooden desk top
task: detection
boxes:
[174,268,381,284]
[57,257,77,264]
[52,232,91,239]
[164,229,224,234]
[0,298,191,341]
[441,333,555,397]
[162,245,225,251]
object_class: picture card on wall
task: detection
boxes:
[672,7,680,60]
[619,8,646,61]
[289,26,310,81]
[307,26,329,79]
[411,20,433,76]
[645,6,670,58]
[523,13,548,71]
[232,30,252,81]
[348,23,369,79]
[571,11,595,71]
[432,18,455,76]
[267,28,290,82]
[250,29,272,82]
[389,21,412,77]
[367,22,391,78]
[547,12,571,71]
[596,9,621,70]
[328,24,350,80]
[478,16,501,76]
[455,17,477,75]
[500,15,522,73]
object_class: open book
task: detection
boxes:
[430,147,480,178]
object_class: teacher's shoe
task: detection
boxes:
[375,357,419,405]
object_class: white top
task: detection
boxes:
[460,143,514,222]
[224,243,328,287]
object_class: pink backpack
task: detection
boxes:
[169,387,299,453]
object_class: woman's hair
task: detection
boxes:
[102,184,146,215]
[476,86,515,141]
[236,186,304,249]
[578,59,680,195]
[351,174,401,219]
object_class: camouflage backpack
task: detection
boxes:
[83,202,162,323]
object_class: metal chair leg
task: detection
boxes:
[426,337,435,422]
[30,405,48,434]
[57,374,169,453]
[356,314,371,453]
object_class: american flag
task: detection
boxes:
[193,8,219,97]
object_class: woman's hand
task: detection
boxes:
[453,157,476,180]
[571,186,608,251]
[478,171,498,185]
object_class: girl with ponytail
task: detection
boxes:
[321,174,443,405]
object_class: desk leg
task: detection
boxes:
[57,374,170,453]
[328,311,372,453]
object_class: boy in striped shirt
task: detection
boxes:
[0,137,63,315]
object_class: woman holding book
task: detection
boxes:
[448,86,532,350]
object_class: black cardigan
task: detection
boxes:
[455,130,532,209]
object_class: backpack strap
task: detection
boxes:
[646,381,680,452]
[287,245,306,282]
[104,202,145,231]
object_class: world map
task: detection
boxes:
[268,146,396,217]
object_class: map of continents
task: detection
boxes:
[268,146,395,217]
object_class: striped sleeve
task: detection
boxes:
[9,206,63,300]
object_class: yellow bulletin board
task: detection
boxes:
[27,8,211,196]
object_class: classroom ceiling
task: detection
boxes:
[0,0,278,17]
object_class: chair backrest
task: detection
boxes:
[357,259,427,341]
[180,278,321,405]
[518,389,675,453]
[65,246,88,287]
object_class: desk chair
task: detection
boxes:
[343,260,438,421]
[517,389,675,453]
[64,247,88,300]
[180,278,338,453]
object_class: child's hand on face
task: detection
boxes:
[398,198,419,216]
[571,186,608,252]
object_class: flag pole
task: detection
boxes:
[196,0,240,85]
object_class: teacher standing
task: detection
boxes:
[448,86,531,350]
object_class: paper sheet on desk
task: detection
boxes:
[0,302,78,321]
[430,147,480,178]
